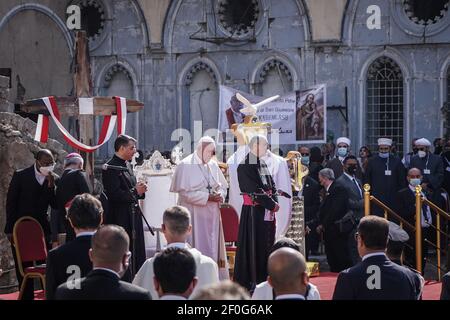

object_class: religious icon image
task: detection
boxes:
[296,92,325,141]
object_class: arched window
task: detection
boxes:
[184,62,219,136]
[97,64,137,160]
[255,59,293,96]
[403,0,449,25]
[366,56,404,154]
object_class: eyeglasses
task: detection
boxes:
[300,153,310,156]
[416,147,427,151]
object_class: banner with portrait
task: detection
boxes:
[218,84,326,144]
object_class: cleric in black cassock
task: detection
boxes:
[102,135,148,282]
[234,135,280,292]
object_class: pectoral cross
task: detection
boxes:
[21,31,144,186]
[206,184,213,194]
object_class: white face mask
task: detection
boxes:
[39,164,55,176]
[418,150,427,158]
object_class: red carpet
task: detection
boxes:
[309,272,442,300]
[0,275,442,300]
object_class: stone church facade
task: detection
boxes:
[1,0,449,159]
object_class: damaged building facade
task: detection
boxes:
[0,0,449,159]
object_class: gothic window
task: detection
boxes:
[185,62,219,135]
[97,65,136,160]
[366,56,404,154]
[256,59,293,96]
[71,0,106,40]
[403,0,449,25]
[217,0,260,37]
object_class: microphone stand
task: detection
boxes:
[113,170,155,279]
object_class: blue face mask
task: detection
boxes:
[409,178,421,187]
[378,152,389,158]
[301,156,310,166]
[337,147,348,157]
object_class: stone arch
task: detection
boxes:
[163,0,311,51]
[358,50,411,154]
[0,3,74,55]
[95,61,140,160]
[251,54,298,96]
[178,58,222,139]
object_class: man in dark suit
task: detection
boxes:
[317,168,352,272]
[267,247,308,300]
[45,193,102,300]
[225,94,244,128]
[302,175,321,258]
[55,153,90,242]
[336,155,364,265]
[396,168,433,271]
[5,149,57,300]
[55,225,151,300]
[333,216,422,300]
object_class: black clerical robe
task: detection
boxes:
[364,154,406,216]
[234,153,278,292]
[102,155,146,281]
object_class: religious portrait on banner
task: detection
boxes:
[296,90,325,141]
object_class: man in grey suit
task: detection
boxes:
[336,155,364,265]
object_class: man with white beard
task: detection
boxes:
[170,136,229,279]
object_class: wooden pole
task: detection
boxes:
[74,31,94,188]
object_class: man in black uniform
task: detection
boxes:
[234,135,280,292]
[102,135,148,281]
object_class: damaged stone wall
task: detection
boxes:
[0,81,67,291]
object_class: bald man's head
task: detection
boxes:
[91,225,129,265]
[408,167,422,177]
[268,248,307,295]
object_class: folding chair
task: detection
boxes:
[13,216,47,300]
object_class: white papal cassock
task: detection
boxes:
[227,148,292,239]
[170,151,229,279]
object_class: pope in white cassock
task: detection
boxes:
[170,136,229,279]
[228,147,292,239]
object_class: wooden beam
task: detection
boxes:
[21,97,144,115]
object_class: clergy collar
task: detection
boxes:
[362,252,386,261]
[113,153,127,164]
[166,242,188,249]
[160,295,187,300]
[275,293,305,300]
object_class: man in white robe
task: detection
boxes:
[228,146,292,239]
[133,206,219,299]
[170,136,229,279]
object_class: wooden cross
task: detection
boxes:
[20,31,144,186]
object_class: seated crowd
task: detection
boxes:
[41,194,449,300]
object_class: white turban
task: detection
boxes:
[377,138,393,146]
[415,138,431,147]
[336,137,351,146]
